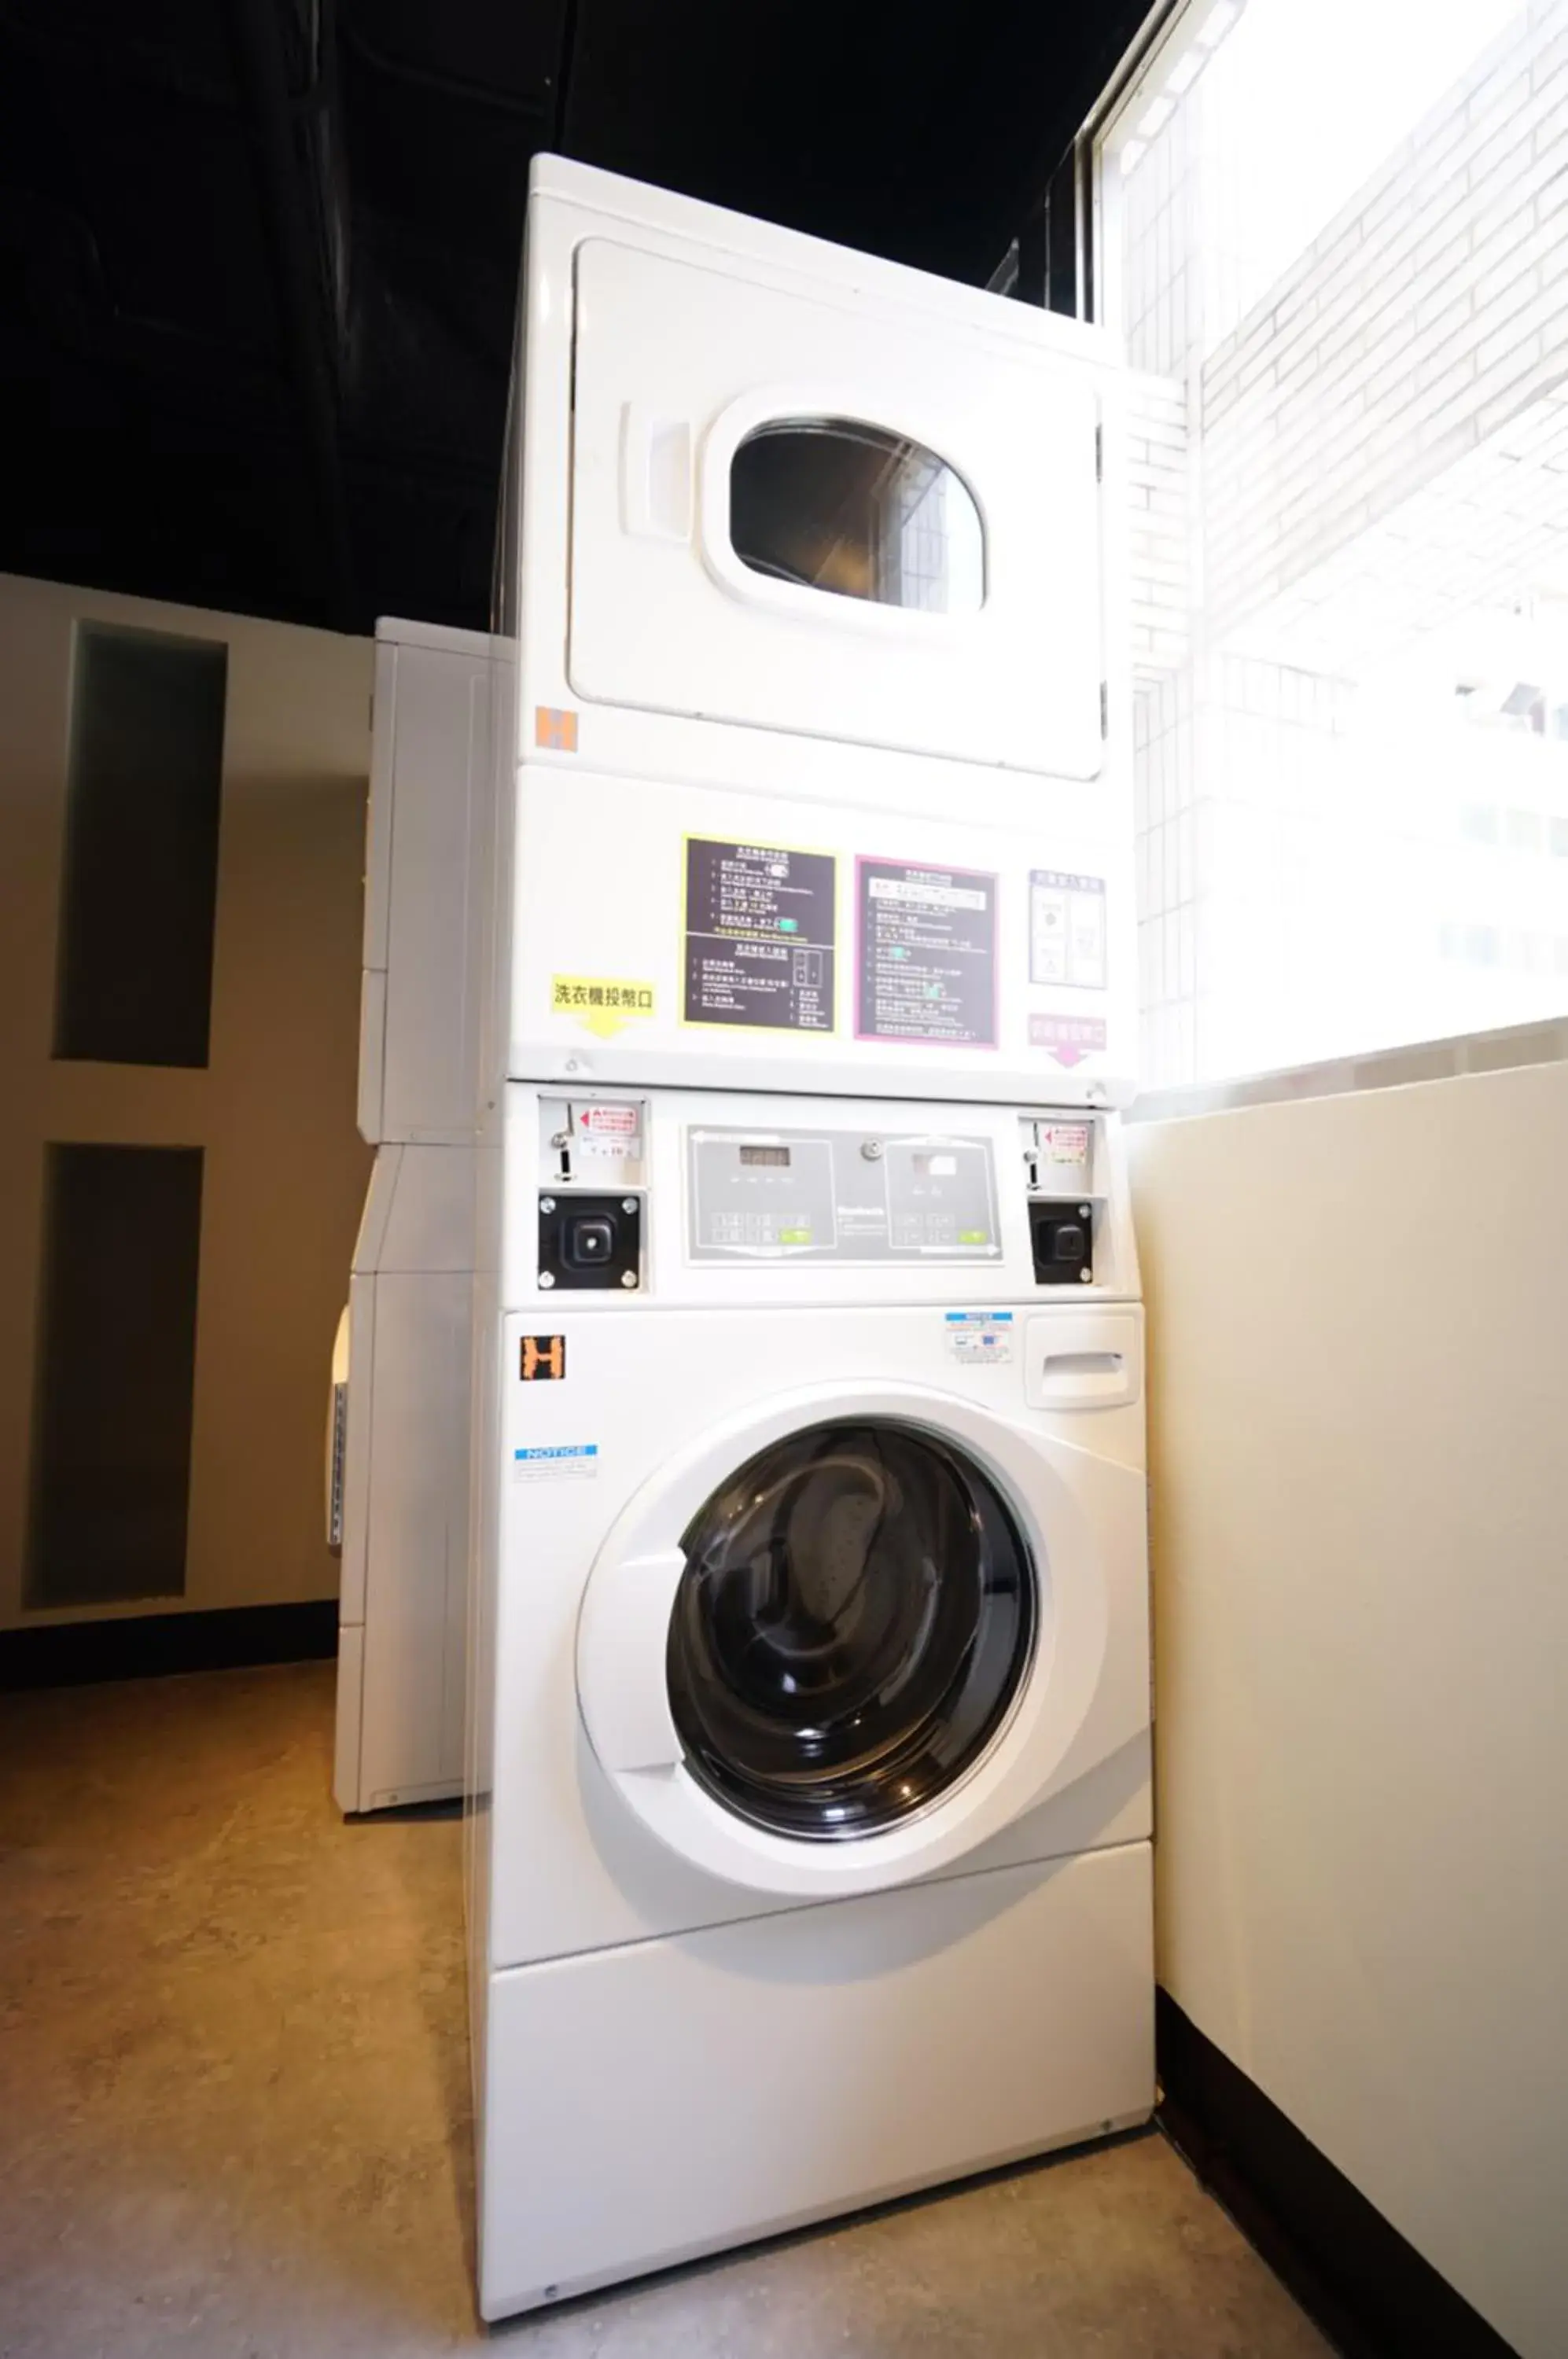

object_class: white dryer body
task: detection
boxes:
[487,156,1136,1108]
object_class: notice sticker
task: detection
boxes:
[1030,1014,1107,1068]
[1039,1121,1091,1170]
[944,1310,1014,1365]
[856,859,998,1047]
[1030,871,1107,990]
[574,1103,643,1161]
[551,977,656,1040]
[683,838,836,1032]
[513,1443,598,1482]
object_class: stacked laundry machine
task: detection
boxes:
[465,156,1153,2321]
[329,616,493,1813]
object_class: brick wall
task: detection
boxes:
[1126,374,1189,685]
[1202,0,1568,635]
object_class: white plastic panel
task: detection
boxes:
[355,967,387,1147]
[569,239,1103,778]
[336,1145,477,1812]
[363,1142,475,1275]
[360,623,493,1147]
[510,765,1136,1108]
[477,1840,1153,2319]
[381,654,490,1142]
[355,1269,472,1808]
[1025,1309,1143,1410]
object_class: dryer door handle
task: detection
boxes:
[620,405,694,543]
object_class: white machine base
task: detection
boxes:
[476,1838,1153,2321]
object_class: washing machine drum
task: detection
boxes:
[667,1419,1036,1842]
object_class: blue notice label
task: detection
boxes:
[945,1310,1014,1364]
[513,1443,598,1481]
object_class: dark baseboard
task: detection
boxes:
[0,1600,339,1691]
[1157,1989,1518,2359]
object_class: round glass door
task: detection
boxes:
[667,1418,1036,1841]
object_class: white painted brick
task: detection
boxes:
[1466,43,1537,130]
[1480,282,1564,373]
[1474,344,1568,434]
[1465,111,1537,196]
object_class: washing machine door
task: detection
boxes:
[568,238,1105,779]
[576,1382,1143,1899]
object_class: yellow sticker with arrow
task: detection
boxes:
[550,975,657,1040]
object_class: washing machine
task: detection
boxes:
[486,156,1136,1107]
[466,1083,1154,2320]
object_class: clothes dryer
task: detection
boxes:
[484,159,1136,1109]
[508,157,1121,801]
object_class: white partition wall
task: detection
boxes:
[1128,1060,1568,2359]
[0,572,370,1635]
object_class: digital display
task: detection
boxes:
[739,1143,792,1168]
[913,1153,959,1177]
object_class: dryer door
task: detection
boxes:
[568,239,1105,778]
[576,1381,1145,1900]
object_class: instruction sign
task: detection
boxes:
[856,859,998,1047]
[1030,871,1107,989]
[684,839,836,1032]
[1030,1014,1107,1066]
[551,975,655,1040]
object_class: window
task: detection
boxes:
[1099,0,1568,1086]
[730,420,985,613]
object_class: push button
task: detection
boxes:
[1029,1200,1095,1287]
[565,1215,615,1268]
[537,1191,642,1292]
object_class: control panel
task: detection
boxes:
[516,1091,1130,1299]
[687,1126,1001,1262]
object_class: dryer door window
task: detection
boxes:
[730,420,984,614]
[667,1418,1036,1841]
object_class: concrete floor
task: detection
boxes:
[0,1663,1333,2358]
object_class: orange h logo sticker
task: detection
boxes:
[534,706,579,753]
[521,1334,565,1382]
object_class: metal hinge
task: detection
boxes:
[1099,680,1109,737]
[1095,422,1103,481]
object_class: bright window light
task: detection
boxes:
[1100,0,1568,1090]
